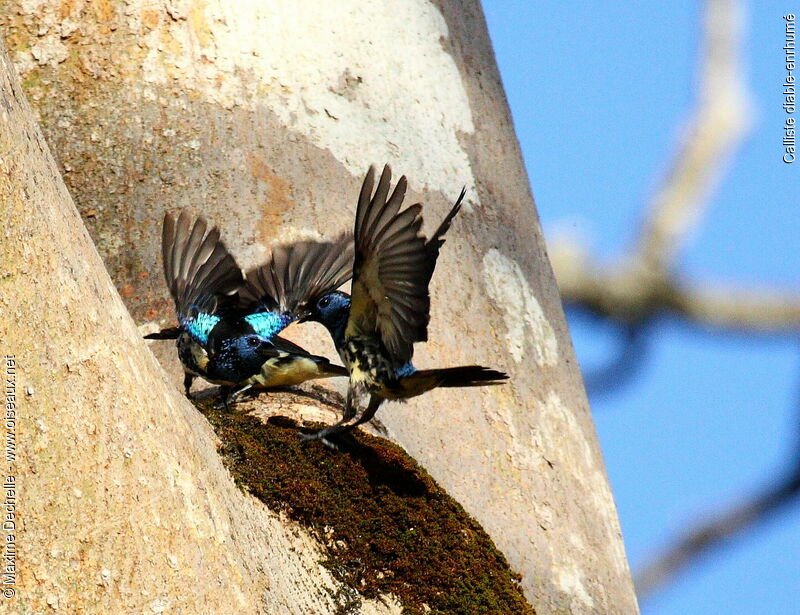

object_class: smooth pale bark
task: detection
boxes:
[0,43,408,615]
[1,2,639,613]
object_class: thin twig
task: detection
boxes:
[634,344,800,599]
[581,322,651,395]
[635,451,800,599]
[551,249,800,332]
[546,0,800,602]
[635,0,749,271]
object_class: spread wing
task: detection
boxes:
[425,187,466,265]
[240,234,354,318]
[346,165,431,367]
[161,210,244,324]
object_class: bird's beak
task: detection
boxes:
[257,342,276,357]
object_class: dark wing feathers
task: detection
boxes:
[240,233,354,316]
[354,165,376,240]
[182,220,213,284]
[425,186,466,265]
[270,335,314,357]
[348,165,466,367]
[362,170,406,246]
[416,188,465,285]
[161,211,244,320]
[348,165,431,366]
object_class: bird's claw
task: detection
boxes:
[213,397,231,412]
[299,430,341,450]
[299,426,359,450]
[214,384,255,412]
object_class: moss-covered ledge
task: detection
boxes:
[194,388,535,615]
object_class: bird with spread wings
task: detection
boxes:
[146,210,353,408]
[302,165,507,445]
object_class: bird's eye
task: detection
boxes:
[248,337,260,347]
[318,295,331,308]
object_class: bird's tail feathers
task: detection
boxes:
[143,326,181,340]
[399,365,508,397]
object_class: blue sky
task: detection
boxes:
[482,2,800,613]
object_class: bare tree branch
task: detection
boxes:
[581,322,651,395]
[634,347,800,599]
[634,459,800,599]
[550,248,800,332]
[669,283,800,330]
[635,0,749,271]
[547,0,796,336]
[547,0,800,603]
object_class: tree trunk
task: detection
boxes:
[1,2,638,614]
[0,40,432,615]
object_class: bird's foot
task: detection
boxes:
[215,385,259,412]
[302,433,342,451]
[213,388,226,411]
[183,373,195,398]
[299,425,357,450]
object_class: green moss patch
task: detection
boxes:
[196,395,534,615]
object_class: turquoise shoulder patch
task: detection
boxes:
[395,362,417,377]
[244,311,293,340]
[185,312,220,345]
